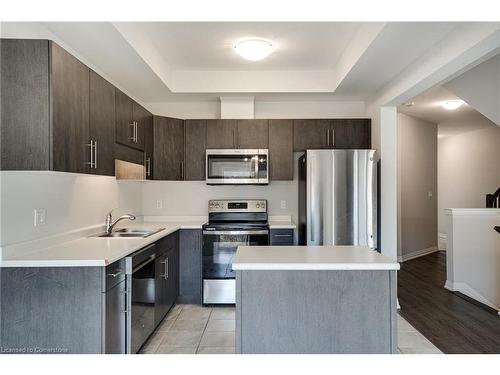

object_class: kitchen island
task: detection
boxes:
[233,245,400,354]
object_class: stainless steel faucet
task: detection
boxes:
[105,211,136,234]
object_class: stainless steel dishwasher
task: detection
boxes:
[125,243,157,354]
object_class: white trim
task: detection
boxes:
[445,280,500,315]
[438,233,447,251]
[397,246,440,262]
[444,208,500,216]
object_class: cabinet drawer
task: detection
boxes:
[270,229,295,245]
[104,257,126,291]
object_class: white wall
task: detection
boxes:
[397,113,438,260]
[438,122,500,235]
[444,54,500,126]
[145,99,366,120]
[445,209,500,312]
[142,153,301,223]
[0,171,142,246]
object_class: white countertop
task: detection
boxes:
[268,220,296,229]
[0,221,205,268]
[232,245,400,271]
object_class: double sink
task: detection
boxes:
[93,228,165,238]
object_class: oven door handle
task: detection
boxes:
[203,230,269,235]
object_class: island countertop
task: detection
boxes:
[232,245,400,271]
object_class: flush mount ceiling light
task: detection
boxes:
[234,39,274,61]
[440,99,464,110]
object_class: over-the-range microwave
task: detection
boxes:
[205,149,268,185]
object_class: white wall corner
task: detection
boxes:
[220,96,255,119]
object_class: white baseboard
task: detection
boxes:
[397,246,439,263]
[438,233,447,251]
[445,280,500,315]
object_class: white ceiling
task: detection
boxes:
[136,22,361,71]
[1,21,481,102]
[398,85,494,138]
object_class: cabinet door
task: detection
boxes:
[89,71,115,176]
[1,39,51,170]
[269,120,293,180]
[144,112,154,179]
[105,280,126,354]
[331,119,371,149]
[236,120,268,149]
[206,120,237,149]
[184,120,206,180]
[132,102,147,151]
[166,242,179,309]
[293,119,330,151]
[115,89,135,148]
[51,42,90,174]
[270,229,295,246]
[178,230,202,304]
[153,116,185,180]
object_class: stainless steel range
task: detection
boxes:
[202,199,269,304]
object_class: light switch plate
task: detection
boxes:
[34,208,46,227]
[156,200,163,209]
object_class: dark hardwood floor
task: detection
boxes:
[398,251,500,354]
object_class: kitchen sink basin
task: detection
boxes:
[92,228,165,238]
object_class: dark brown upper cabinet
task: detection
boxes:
[331,119,371,149]
[1,39,97,174]
[293,119,330,151]
[1,39,52,170]
[184,120,207,181]
[206,119,237,149]
[236,120,269,149]
[51,43,91,174]
[89,71,116,176]
[144,112,154,180]
[269,120,294,180]
[153,116,185,180]
[115,89,147,151]
[293,119,371,151]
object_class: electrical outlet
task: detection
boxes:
[156,200,163,209]
[34,208,46,227]
[280,200,287,209]
[428,191,433,198]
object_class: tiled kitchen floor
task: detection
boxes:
[139,304,442,354]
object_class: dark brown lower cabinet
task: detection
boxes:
[153,116,185,180]
[269,120,294,180]
[184,120,207,180]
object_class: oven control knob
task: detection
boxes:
[215,204,220,208]
[256,203,260,208]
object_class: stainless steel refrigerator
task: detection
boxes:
[298,150,377,249]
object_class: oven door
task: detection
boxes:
[202,229,269,303]
[206,149,268,184]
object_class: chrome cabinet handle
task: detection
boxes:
[94,140,98,169]
[160,257,169,279]
[273,234,293,237]
[180,161,184,180]
[327,129,330,147]
[129,122,135,141]
[146,157,151,176]
[86,140,95,168]
[331,129,335,147]
[135,121,138,143]
[107,269,123,278]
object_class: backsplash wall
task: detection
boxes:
[0,171,142,246]
[142,153,301,223]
